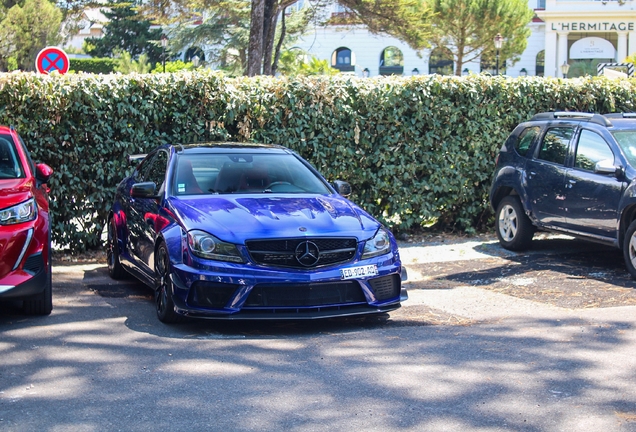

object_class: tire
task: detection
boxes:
[23,266,52,315]
[495,195,534,251]
[107,217,127,280]
[24,227,53,316]
[155,243,183,323]
[623,220,636,279]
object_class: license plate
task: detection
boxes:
[340,265,378,280]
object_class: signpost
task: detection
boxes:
[35,47,70,75]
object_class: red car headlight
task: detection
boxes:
[0,198,36,225]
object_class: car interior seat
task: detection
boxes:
[175,159,203,194]
[240,165,270,191]
[214,163,245,193]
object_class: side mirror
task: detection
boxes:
[131,182,158,198]
[35,163,53,183]
[594,159,621,176]
[332,180,351,197]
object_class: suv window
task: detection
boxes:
[574,130,615,171]
[515,127,540,157]
[537,127,573,165]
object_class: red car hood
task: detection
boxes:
[0,178,33,209]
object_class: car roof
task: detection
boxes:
[527,112,636,131]
[172,142,292,155]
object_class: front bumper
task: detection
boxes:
[0,253,47,299]
[168,254,407,320]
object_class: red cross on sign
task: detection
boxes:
[35,47,70,75]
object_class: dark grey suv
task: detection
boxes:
[489,111,636,278]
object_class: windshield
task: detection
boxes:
[612,131,636,167]
[172,152,331,195]
[0,135,24,179]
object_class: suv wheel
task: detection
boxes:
[623,220,636,279]
[495,196,534,251]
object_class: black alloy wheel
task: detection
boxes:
[155,243,182,323]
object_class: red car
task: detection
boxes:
[0,126,53,315]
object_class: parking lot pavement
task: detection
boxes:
[1,235,636,431]
[396,233,636,324]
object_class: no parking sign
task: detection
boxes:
[35,47,70,74]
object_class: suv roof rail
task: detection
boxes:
[530,111,612,127]
[603,112,636,119]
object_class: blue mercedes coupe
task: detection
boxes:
[107,143,407,323]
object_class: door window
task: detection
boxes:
[574,130,615,171]
[537,127,573,165]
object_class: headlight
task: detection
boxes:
[362,228,392,259]
[187,230,244,263]
[0,198,37,225]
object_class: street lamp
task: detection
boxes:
[192,55,200,68]
[462,68,469,76]
[519,68,527,77]
[161,34,168,73]
[362,68,370,77]
[412,68,419,75]
[560,61,570,79]
[494,33,503,75]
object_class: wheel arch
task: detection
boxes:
[491,186,517,212]
[619,204,636,249]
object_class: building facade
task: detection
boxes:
[292,0,636,78]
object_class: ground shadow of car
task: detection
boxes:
[434,237,636,308]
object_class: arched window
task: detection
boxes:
[429,47,454,75]
[379,46,404,75]
[331,47,355,72]
[536,50,545,76]
[185,46,205,63]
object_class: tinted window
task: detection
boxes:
[575,130,614,171]
[0,135,24,179]
[537,127,573,165]
[173,152,331,195]
[515,127,540,157]
[136,150,167,192]
[612,130,636,167]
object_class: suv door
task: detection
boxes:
[563,128,625,239]
[525,126,575,228]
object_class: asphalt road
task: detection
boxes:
[1,236,636,431]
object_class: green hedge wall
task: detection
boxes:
[0,72,635,251]
[69,58,118,74]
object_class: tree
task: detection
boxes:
[84,0,164,65]
[0,0,62,71]
[427,0,534,75]
[138,0,433,76]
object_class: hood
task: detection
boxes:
[0,178,33,210]
[169,194,380,244]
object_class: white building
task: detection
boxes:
[291,0,636,78]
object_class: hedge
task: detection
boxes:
[0,71,635,251]
[69,58,118,74]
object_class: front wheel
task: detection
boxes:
[23,264,52,315]
[107,217,127,280]
[155,243,183,323]
[495,195,534,251]
[622,220,636,279]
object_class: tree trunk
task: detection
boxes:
[271,8,286,75]
[262,0,278,75]
[247,0,265,76]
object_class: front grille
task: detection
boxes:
[23,253,43,275]
[368,274,400,301]
[245,237,357,269]
[188,281,240,308]
[244,281,366,307]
